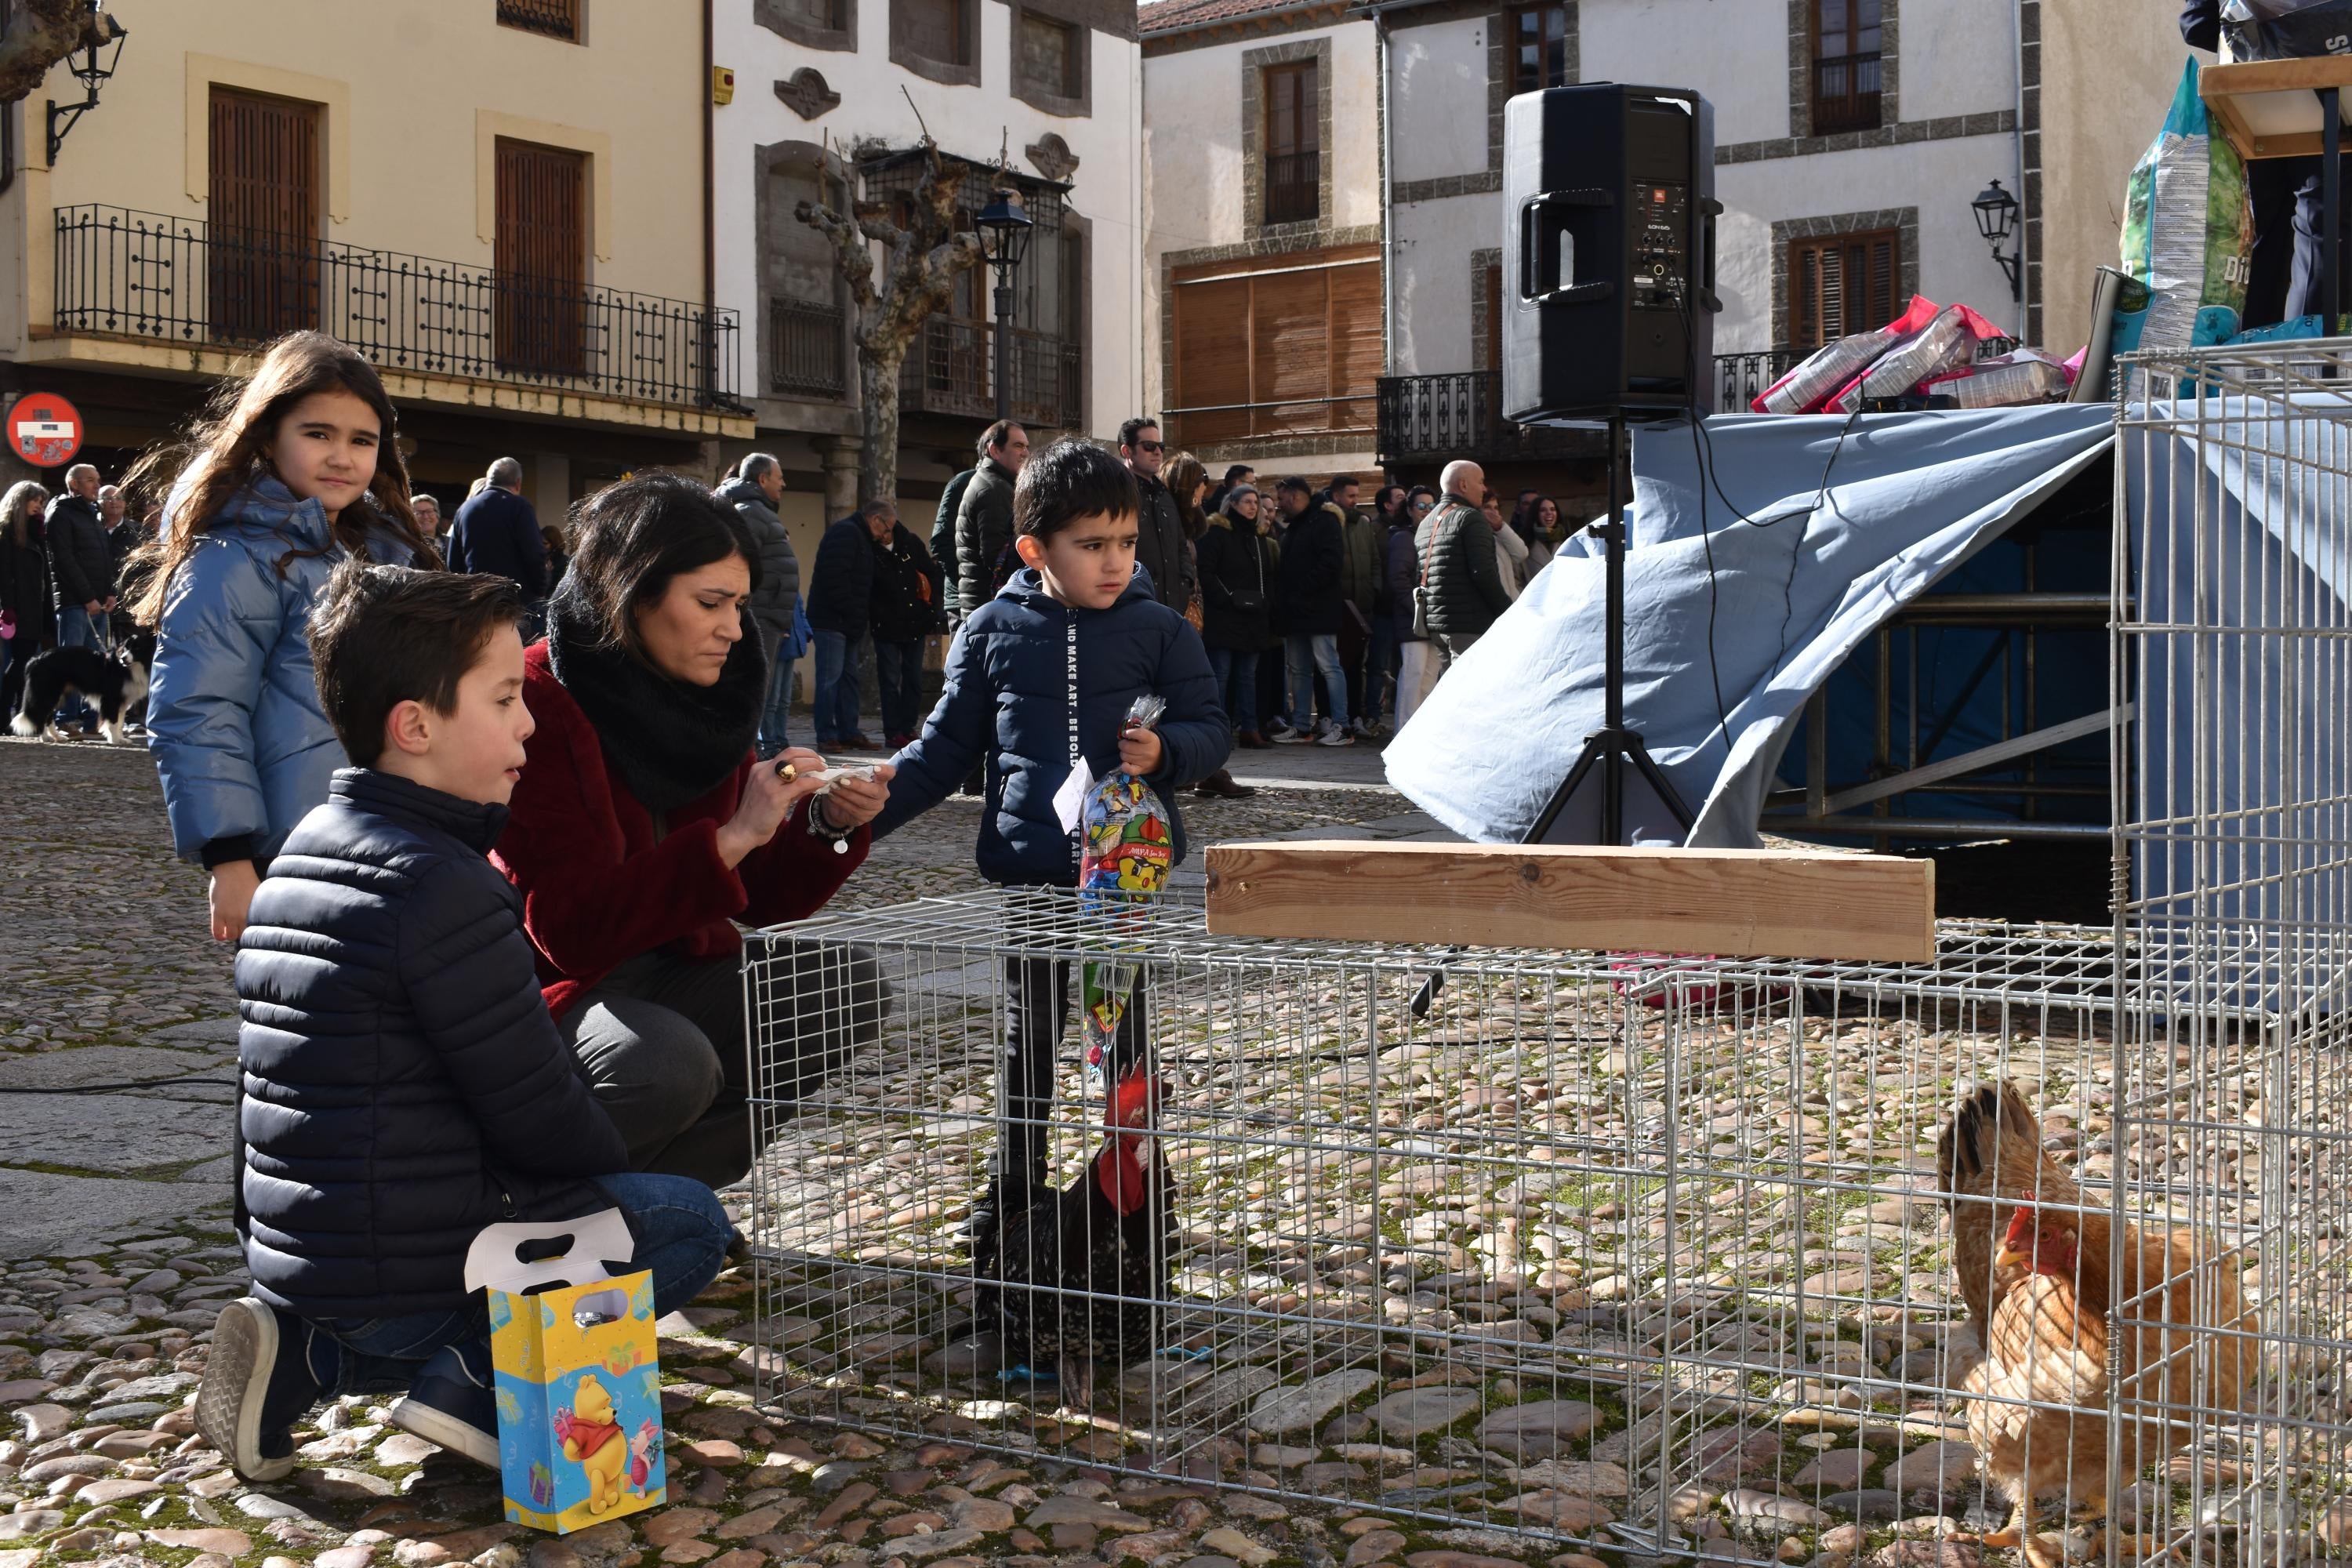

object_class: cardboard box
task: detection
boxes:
[464,1211,666,1533]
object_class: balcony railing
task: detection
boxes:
[1265,151,1319,225]
[771,297,847,399]
[1811,51,1882,134]
[1375,372,1595,465]
[53,205,742,412]
[1715,338,2020,413]
[899,317,1081,430]
[1163,394,1374,450]
[498,0,580,40]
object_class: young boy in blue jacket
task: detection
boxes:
[876,438,1230,1251]
[196,561,734,1482]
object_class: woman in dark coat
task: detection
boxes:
[0,481,55,721]
[495,474,896,1187]
[1196,485,1280,749]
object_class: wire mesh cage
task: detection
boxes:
[740,883,2325,1568]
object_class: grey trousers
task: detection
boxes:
[562,942,888,1189]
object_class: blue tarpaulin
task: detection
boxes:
[1385,405,2120,848]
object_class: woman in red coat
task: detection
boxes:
[495,473,895,1187]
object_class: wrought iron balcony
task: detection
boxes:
[898,316,1082,430]
[1265,151,1319,226]
[53,205,742,412]
[1375,372,1595,466]
[770,297,848,399]
[1811,51,1882,135]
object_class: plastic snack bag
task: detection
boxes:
[1077,695,1171,1082]
[1751,296,1941,415]
[1821,303,2007,413]
[1918,347,2077,408]
[2120,59,2251,354]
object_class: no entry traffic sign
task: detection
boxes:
[5,393,84,468]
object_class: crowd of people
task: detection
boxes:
[1,321,1582,1497]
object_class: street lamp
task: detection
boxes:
[1972,178,2023,302]
[973,185,1035,423]
[47,6,129,165]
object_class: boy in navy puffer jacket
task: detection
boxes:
[195,561,734,1483]
[876,439,1230,1258]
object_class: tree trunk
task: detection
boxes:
[0,2,122,106]
[858,346,906,506]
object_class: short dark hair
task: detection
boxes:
[561,471,759,662]
[1222,463,1253,486]
[1015,438,1139,541]
[1330,474,1359,491]
[979,419,1023,457]
[1116,417,1160,452]
[308,560,524,767]
[1276,476,1313,498]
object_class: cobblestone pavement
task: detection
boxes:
[5,738,1614,1568]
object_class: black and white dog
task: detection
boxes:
[9,634,154,744]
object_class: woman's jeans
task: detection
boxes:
[1207,647,1259,731]
[299,1173,733,1396]
[811,629,862,745]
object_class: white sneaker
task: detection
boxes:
[1316,727,1356,746]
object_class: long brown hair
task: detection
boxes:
[1164,452,1208,539]
[2,481,45,549]
[128,331,436,627]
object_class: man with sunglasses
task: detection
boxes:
[1119,417,1195,615]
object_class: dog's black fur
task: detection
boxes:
[9,636,154,744]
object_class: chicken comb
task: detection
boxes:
[1107,1069,1157,1130]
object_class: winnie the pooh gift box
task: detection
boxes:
[463,1212,666,1533]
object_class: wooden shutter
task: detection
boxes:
[1172,247,1383,443]
[1173,276,1253,444]
[495,139,587,375]
[1330,260,1385,435]
[1789,228,1897,348]
[207,88,320,343]
[1483,264,1503,373]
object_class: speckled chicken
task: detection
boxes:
[983,1068,1175,1409]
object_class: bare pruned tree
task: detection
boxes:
[796,135,983,507]
[0,0,122,106]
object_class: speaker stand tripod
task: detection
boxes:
[1523,414,1693,845]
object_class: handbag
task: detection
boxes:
[1221,532,1269,615]
[782,599,812,661]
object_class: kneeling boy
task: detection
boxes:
[196,561,734,1481]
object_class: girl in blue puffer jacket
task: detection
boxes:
[129,332,437,942]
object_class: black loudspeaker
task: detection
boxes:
[1503,84,1721,426]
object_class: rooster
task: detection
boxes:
[1938,1083,2255,1568]
[982,1066,1176,1410]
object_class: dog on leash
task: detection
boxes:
[9,635,154,744]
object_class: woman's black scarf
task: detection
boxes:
[544,587,767,815]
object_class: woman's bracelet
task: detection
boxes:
[808,793,854,854]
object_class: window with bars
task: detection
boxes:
[1018,12,1083,102]
[1509,3,1573,95]
[1788,227,1899,348]
[1810,0,1882,133]
[497,0,581,42]
[1262,61,1319,227]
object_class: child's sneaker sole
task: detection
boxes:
[387,1396,501,1470]
[195,1299,297,1483]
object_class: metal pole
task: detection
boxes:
[1601,414,1627,843]
[993,274,1014,422]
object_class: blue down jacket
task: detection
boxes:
[236,769,629,1316]
[147,477,419,866]
[876,568,1230,885]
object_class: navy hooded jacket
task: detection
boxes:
[875,568,1230,886]
[234,768,630,1317]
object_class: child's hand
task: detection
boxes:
[210,859,260,943]
[817,763,895,832]
[719,748,826,866]
[1118,724,1164,777]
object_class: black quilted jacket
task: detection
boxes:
[234,768,629,1316]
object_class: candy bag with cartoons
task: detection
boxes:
[1077,695,1171,1082]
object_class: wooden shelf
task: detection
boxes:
[2201,56,2352,161]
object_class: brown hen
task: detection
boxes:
[1937,1084,2256,1568]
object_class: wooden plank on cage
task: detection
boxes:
[1202,840,1935,963]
